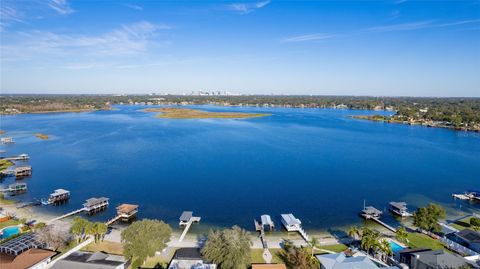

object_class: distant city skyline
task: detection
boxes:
[1,0,479,97]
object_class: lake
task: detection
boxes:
[1,105,479,231]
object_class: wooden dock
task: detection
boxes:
[178,216,201,242]
[254,220,269,249]
[362,214,397,232]
[105,215,122,226]
[47,207,86,223]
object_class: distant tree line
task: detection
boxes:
[1,94,479,130]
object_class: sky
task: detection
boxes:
[0,0,479,96]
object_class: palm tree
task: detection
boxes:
[348,226,360,240]
[309,237,320,256]
[395,227,408,244]
[94,222,108,242]
[379,239,393,262]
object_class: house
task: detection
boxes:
[51,251,128,269]
[455,229,480,252]
[316,252,398,269]
[251,264,287,269]
[398,248,472,269]
[0,248,56,269]
[168,248,216,269]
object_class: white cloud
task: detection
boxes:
[123,4,143,11]
[280,33,333,43]
[0,5,24,31]
[229,0,271,14]
[364,19,480,33]
[1,21,171,61]
[47,0,74,15]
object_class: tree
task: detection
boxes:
[201,226,251,269]
[308,237,320,257]
[379,239,393,262]
[395,227,408,243]
[360,227,380,255]
[279,240,319,269]
[37,224,71,251]
[348,226,360,240]
[470,217,480,231]
[95,222,108,242]
[121,219,172,266]
[413,204,446,233]
[70,217,89,243]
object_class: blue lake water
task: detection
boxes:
[1,105,479,231]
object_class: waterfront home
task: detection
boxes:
[168,248,217,269]
[0,248,56,269]
[83,197,109,215]
[51,251,128,269]
[398,249,473,269]
[455,229,480,252]
[316,252,399,269]
[14,166,32,178]
[389,202,412,217]
[280,214,302,232]
[47,189,70,204]
[251,264,286,269]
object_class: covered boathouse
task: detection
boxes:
[83,197,109,215]
[14,166,32,178]
[116,204,139,222]
[48,189,70,204]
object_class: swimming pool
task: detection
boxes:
[0,226,20,239]
[389,240,405,252]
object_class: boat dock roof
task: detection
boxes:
[83,197,109,207]
[180,211,193,222]
[261,214,274,226]
[281,214,301,226]
[362,206,383,215]
[116,204,139,214]
[389,201,407,210]
[9,182,27,188]
[51,189,70,196]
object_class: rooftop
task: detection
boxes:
[180,211,193,222]
[316,253,380,269]
[281,214,301,226]
[116,204,138,213]
[362,206,383,215]
[83,197,109,207]
[412,249,470,268]
[0,248,56,269]
[389,201,407,210]
[51,251,126,269]
[52,189,70,196]
[456,228,480,243]
[261,215,274,226]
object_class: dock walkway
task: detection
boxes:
[362,214,397,232]
[105,215,122,226]
[178,216,200,242]
[48,208,86,223]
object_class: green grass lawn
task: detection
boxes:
[82,240,124,255]
[406,233,446,250]
[318,244,348,253]
[251,248,283,263]
[449,216,473,231]
[141,248,178,269]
